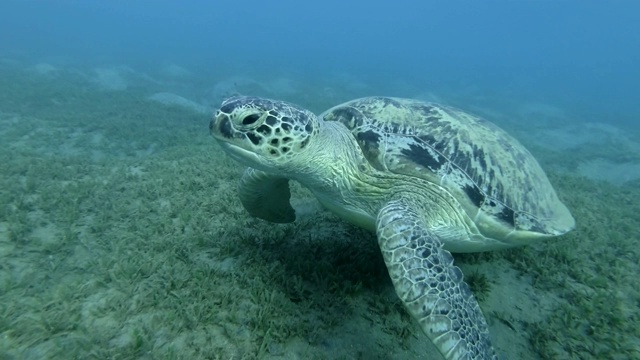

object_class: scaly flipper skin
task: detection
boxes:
[239,168,296,223]
[377,199,497,360]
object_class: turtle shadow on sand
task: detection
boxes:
[217,207,445,358]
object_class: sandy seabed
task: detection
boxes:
[0,60,639,360]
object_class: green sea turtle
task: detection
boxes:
[209,96,575,359]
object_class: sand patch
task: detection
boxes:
[147,92,209,114]
[577,159,640,185]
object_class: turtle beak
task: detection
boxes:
[217,141,259,166]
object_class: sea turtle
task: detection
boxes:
[209,96,575,359]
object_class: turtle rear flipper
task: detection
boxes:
[376,199,496,360]
[239,168,296,223]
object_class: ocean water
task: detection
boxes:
[0,1,639,359]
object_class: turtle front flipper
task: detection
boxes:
[376,199,497,360]
[238,168,296,223]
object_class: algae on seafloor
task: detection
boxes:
[0,65,639,359]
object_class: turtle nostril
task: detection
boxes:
[242,114,261,125]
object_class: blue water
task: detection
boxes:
[1,2,639,359]
[1,0,638,124]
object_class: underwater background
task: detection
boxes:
[0,1,638,359]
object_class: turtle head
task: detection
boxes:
[210,96,319,172]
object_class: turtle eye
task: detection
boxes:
[242,114,261,126]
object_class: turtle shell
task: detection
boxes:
[320,97,574,241]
